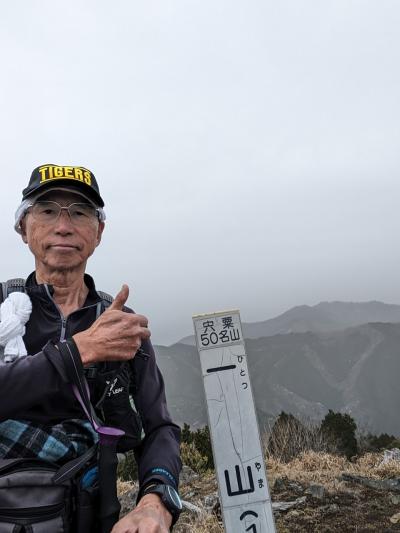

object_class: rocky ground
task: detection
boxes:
[271,476,400,532]
[118,451,400,532]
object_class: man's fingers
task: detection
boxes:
[140,326,151,341]
[136,314,149,328]
[109,284,129,311]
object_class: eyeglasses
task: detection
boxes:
[26,201,101,225]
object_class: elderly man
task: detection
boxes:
[0,164,182,532]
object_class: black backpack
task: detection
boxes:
[0,279,140,533]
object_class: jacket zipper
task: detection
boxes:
[43,284,99,342]
[60,317,67,341]
[44,284,68,341]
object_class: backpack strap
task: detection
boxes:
[53,440,98,484]
[97,291,113,306]
[58,340,124,530]
[0,278,26,304]
[1,282,112,307]
[0,283,113,316]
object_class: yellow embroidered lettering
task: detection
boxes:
[74,168,83,181]
[64,166,73,178]
[83,170,92,185]
[38,167,48,182]
[54,166,64,178]
[48,166,54,178]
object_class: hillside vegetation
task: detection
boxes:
[118,412,400,531]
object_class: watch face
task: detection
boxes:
[165,485,183,511]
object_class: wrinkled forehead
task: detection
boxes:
[35,189,93,206]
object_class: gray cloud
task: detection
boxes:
[1,0,399,344]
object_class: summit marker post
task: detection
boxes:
[193,310,276,533]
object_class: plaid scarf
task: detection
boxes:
[0,419,98,464]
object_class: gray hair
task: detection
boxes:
[14,199,106,235]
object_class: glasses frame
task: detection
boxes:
[25,200,102,225]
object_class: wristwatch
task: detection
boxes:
[142,483,183,525]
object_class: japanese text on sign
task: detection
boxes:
[194,312,243,350]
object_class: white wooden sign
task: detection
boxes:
[193,310,276,533]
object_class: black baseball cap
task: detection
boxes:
[22,164,105,207]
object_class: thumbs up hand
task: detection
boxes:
[107,284,130,312]
[73,285,151,365]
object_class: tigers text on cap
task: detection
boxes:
[22,164,104,207]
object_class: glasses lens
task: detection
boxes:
[31,201,61,222]
[30,201,97,225]
[68,203,97,222]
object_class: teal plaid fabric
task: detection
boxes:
[0,419,98,464]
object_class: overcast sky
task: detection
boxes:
[1,1,399,345]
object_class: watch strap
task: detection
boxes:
[141,482,182,527]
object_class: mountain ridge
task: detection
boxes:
[154,301,400,435]
[176,300,400,346]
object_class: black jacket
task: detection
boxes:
[0,272,181,491]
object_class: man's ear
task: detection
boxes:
[19,219,28,244]
[96,221,105,247]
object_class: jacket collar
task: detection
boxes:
[25,271,102,306]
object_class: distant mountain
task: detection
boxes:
[155,342,206,428]
[155,321,400,435]
[178,301,400,346]
[246,323,400,435]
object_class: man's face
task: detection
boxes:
[20,190,105,272]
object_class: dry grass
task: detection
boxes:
[354,452,400,478]
[267,450,400,492]
[175,512,223,533]
[117,479,137,496]
[180,441,209,474]
[267,451,350,491]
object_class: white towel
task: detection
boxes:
[0,292,32,363]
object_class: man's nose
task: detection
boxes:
[54,208,74,233]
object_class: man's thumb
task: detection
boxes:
[109,284,129,311]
